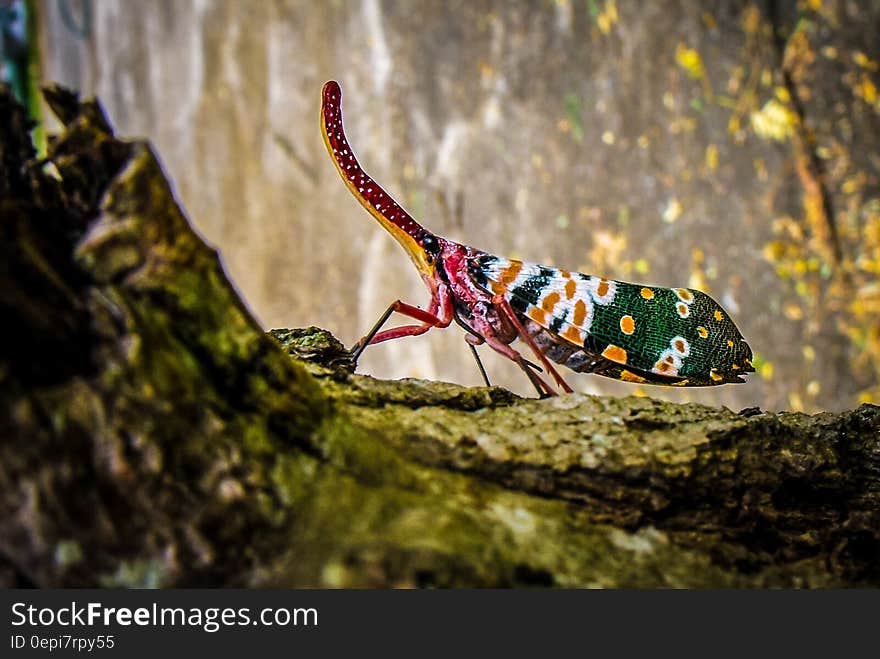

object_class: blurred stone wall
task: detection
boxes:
[37,0,880,411]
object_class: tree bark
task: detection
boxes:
[1,86,878,588]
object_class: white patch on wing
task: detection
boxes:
[479,257,509,281]
[570,275,616,307]
[670,336,690,357]
[524,303,588,346]
[652,348,682,376]
[652,335,693,376]
[588,277,617,305]
[526,273,598,335]
[674,288,695,305]
[536,289,562,316]
[480,258,545,290]
[481,259,607,337]
[508,264,543,292]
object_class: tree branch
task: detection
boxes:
[1,85,878,588]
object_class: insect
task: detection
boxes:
[321,80,754,397]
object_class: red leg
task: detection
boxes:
[369,311,438,343]
[492,295,574,394]
[481,334,557,398]
[352,284,453,361]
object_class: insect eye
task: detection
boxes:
[422,234,439,254]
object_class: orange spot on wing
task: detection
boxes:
[697,326,709,339]
[726,339,734,347]
[498,261,523,287]
[528,306,548,326]
[620,370,647,383]
[572,299,588,327]
[673,338,686,353]
[671,379,690,386]
[565,278,577,299]
[596,279,610,297]
[561,270,572,279]
[640,287,655,300]
[541,291,561,312]
[561,325,584,345]
[714,309,724,321]
[655,360,673,373]
[676,302,690,318]
[731,363,740,370]
[601,344,628,364]
[710,370,724,382]
[620,315,635,335]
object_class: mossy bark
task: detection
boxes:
[1,86,878,588]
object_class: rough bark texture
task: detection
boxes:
[1,87,878,588]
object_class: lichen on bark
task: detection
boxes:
[1,85,878,588]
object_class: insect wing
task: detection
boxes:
[472,255,753,386]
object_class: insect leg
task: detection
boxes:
[452,312,494,386]
[480,334,556,398]
[492,295,574,394]
[452,309,544,383]
[351,285,454,361]
[517,357,555,399]
[451,300,551,396]
[351,301,439,360]
[521,357,544,373]
[466,341,492,387]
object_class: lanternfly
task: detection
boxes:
[321,81,754,397]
